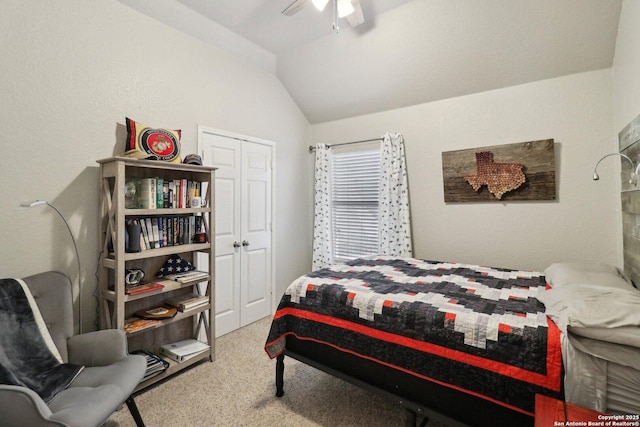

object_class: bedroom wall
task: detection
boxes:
[612,0,640,133]
[612,0,640,284]
[0,0,312,332]
[311,70,618,272]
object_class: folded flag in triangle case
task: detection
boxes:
[157,254,196,277]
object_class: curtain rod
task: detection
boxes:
[308,137,383,153]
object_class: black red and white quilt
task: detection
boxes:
[264,257,563,416]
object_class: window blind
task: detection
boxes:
[331,147,381,263]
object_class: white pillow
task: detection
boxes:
[544,262,633,290]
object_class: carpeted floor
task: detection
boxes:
[104,316,449,427]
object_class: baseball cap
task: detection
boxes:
[183,154,202,165]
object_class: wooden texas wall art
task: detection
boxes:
[441,139,556,202]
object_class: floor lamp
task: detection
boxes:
[22,200,83,334]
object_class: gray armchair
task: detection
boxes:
[0,271,146,427]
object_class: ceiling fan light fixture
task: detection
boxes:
[337,0,355,18]
[312,0,330,11]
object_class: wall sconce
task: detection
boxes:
[592,153,640,184]
[21,200,83,334]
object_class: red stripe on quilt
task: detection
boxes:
[272,307,562,392]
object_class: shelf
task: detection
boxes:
[98,157,216,183]
[100,277,211,302]
[125,207,210,216]
[102,243,211,266]
[133,349,211,393]
[125,304,211,337]
[124,243,211,260]
[97,156,216,393]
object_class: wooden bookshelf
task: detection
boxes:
[97,157,216,391]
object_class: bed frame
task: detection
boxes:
[275,335,534,427]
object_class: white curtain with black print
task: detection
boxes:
[312,143,332,270]
[378,133,413,257]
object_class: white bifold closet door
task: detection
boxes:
[199,129,273,337]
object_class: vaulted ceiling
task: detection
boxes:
[117,0,622,124]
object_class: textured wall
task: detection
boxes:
[613,0,640,284]
[0,0,312,332]
[311,70,618,272]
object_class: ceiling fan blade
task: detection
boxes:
[282,0,311,16]
[346,0,364,26]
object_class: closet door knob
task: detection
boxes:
[233,241,241,248]
[242,240,250,247]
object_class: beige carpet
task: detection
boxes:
[105,316,448,427]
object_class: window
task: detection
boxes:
[331,145,381,263]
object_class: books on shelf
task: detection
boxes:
[124,318,160,333]
[122,214,205,251]
[125,176,202,209]
[125,282,164,295]
[166,293,209,312]
[163,270,209,283]
[131,350,170,381]
[160,339,210,363]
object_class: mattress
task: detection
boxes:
[607,361,640,414]
[538,269,640,414]
[265,256,564,416]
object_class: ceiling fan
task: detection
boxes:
[282,0,365,33]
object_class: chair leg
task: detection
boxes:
[125,396,145,427]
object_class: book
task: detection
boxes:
[145,218,155,248]
[139,178,157,209]
[125,282,164,295]
[156,217,163,248]
[161,217,168,247]
[188,216,196,243]
[131,350,170,381]
[172,179,180,208]
[135,219,147,251]
[151,218,160,248]
[156,177,164,209]
[163,270,209,283]
[140,218,151,250]
[163,180,169,208]
[160,339,210,363]
[180,178,188,208]
[168,181,175,208]
[166,293,209,312]
[124,318,160,333]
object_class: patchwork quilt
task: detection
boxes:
[265,257,563,415]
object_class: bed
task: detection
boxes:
[264,256,640,426]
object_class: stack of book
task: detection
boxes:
[132,350,170,381]
[163,270,209,283]
[124,318,160,333]
[160,339,210,363]
[125,282,164,295]
[166,293,209,312]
